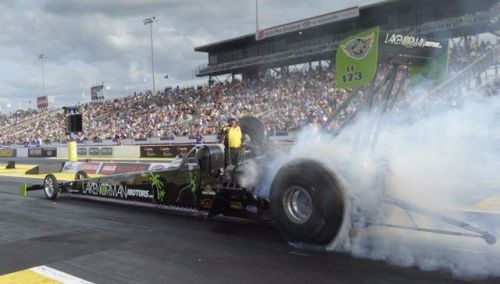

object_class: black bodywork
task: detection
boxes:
[27,145,271,221]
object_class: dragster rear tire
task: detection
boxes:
[270,159,345,246]
[75,170,88,180]
[43,174,59,200]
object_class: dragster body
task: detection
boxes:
[20,27,499,247]
[24,145,272,222]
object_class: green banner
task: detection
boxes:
[336,26,379,89]
[100,147,113,156]
[409,40,450,87]
[89,147,100,155]
[77,148,87,155]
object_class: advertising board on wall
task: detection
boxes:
[0,148,16,157]
[37,96,48,110]
[79,147,113,156]
[140,145,190,158]
[28,147,57,157]
[256,7,359,40]
[91,84,104,101]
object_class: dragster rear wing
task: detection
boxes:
[379,32,449,66]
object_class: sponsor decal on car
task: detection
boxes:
[175,172,199,202]
[148,172,166,201]
[336,27,379,89]
[199,198,213,209]
[341,32,375,60]
[383,33,442,49]
[82,182,153,199]
[230,202,243,210]
[127,188,152,198]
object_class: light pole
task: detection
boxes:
[143,16,156,95]
[256,0,259,32]
[38,53,45,97]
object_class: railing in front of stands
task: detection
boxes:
[1,131,295,148]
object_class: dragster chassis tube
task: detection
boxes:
[379,195,497,245]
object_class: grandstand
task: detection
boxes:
[0,0,499,147]
[194,0,499,80]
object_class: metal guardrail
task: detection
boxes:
[1,131,298,148]
[195,39,342,76]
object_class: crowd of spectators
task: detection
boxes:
[0,37,498,146]
[0,65,344,145]
[449,36,495,75]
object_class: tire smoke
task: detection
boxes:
[258,92,500,279]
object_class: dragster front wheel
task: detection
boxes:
[43,174,59,200]
[270,159,345,246]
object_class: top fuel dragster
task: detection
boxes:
[20,27,497,246]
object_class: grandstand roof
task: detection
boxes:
[195,34,254,53]
[195,0,499,77]
[194,5,363,53]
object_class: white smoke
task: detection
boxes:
[236,159,261,189]
[257,91,500,279]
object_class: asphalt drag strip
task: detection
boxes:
[0,176,499,283]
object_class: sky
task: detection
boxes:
[0,0,382,111]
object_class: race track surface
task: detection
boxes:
[0,159,499,283]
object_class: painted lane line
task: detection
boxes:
[0,269,60,283]
[31,266,94,284]
[0,266,93,284]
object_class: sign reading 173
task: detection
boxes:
[341,65,363,83]
[335,26,379,89]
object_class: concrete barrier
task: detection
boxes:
[10,134,295,160]
[112,145,141,158]
[57,145,142,159]
[17,148,29,158]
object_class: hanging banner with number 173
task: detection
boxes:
[335,26,379,89]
